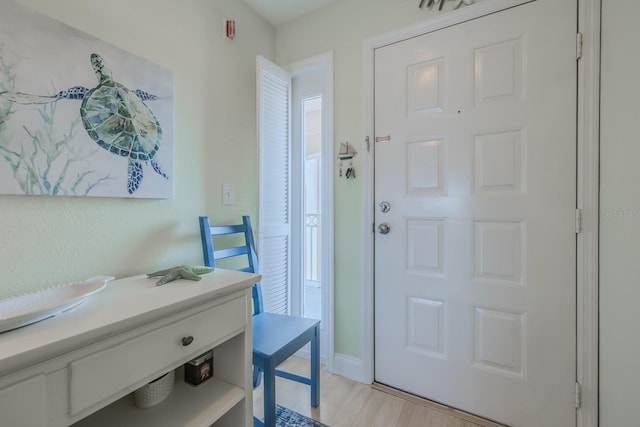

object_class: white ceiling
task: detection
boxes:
[242,0,340,26]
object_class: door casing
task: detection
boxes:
[287,51,335,371]
[361,1,600,426]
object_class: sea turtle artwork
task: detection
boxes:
[0,53,169,194]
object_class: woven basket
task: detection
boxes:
[133,370,175,408]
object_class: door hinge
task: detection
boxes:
[575,382,582,409]
[575,209,582,234]
[576,32,583,60]
[366,136,371,152]
[372,222,376,233]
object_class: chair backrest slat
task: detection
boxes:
[209,224,247,236]
[214,246,250,260]
[199,215,263,314]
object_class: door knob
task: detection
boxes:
[378,223,390,234]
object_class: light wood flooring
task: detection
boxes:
[253,357,504,427]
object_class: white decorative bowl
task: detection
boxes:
[0,276,114,334]
[133,370,175,409]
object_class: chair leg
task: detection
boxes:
[310,324,320,407]
[263,363,277,427]
[253,366,262,388]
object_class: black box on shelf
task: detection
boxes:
[184,350,213,386]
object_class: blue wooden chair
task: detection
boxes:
[199,216,320,427]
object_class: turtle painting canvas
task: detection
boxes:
[0,0,173,198]
[2,53,170,195]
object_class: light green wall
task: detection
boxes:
[0,1,274,297]
[275,0,445,358]
[600,2,640,425]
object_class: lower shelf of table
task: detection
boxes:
[72,371,245,427]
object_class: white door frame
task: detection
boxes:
[287,51,335,372]
[361,1,600,425]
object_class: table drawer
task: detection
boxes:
[69,295,245,415]
[0,375,46,427]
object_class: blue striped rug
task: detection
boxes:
[276,404,329,427]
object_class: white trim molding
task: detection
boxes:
[286,51,336,374]
[576,1,600,426]
[362,1,600,426]
[332,353,368,383]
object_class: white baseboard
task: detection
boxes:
[330,353,370,384]
[294,348,329,368]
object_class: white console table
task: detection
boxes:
[0,269,259,427]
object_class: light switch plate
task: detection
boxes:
[222,183,234,205]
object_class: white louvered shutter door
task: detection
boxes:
[257,56,291,314]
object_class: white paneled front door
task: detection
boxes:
[374,1,577,426]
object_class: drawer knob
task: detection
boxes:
[182,336,194,346]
